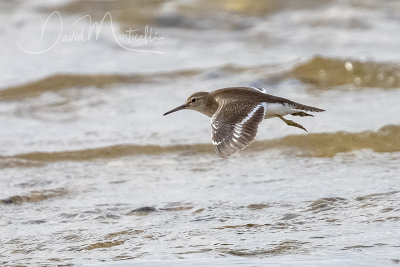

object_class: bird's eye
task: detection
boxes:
[191,98,197,103]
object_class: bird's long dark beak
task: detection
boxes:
[163,103,188,116]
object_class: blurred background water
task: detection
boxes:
[1,0,400,265]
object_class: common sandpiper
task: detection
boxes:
[163,87,325,158]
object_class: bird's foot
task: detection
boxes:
[277,115,308,132]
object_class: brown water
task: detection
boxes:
[1,0,400,266]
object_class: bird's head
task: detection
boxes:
[163,92,211,116]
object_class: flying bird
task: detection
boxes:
[163,87,325,158]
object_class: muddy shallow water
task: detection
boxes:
[1,0,400,266]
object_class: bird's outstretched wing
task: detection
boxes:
[211,102,266,158]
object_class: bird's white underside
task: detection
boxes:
[264,103,297,118]
[250,87,299,118]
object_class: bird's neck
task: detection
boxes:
[198,95,219,117]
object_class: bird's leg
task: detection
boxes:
[277,115,308,132]
[291,111,313,117]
